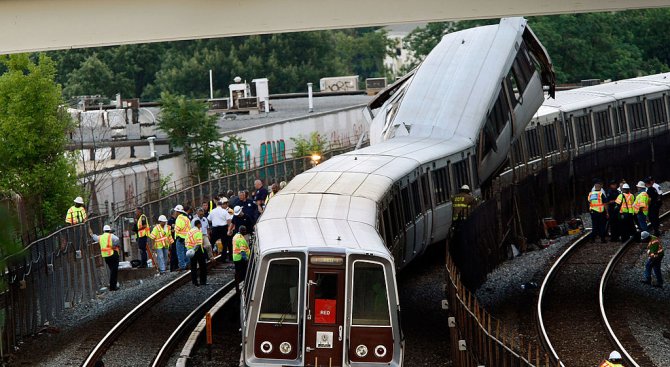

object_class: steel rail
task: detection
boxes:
[598,191,669,367]
[151,279,237,367]
[536,230,591,367]
[81,256,222,367]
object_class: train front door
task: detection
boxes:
[305,266,345,367]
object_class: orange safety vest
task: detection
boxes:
[137,214,150,237]
[175,214,190,239]
[66,206,88,224]
[149,224,172,249]
[599,361,623,367]
[615,193,635,214]
[588,191,605,213]
[99,233,115,258]
[185,228,203,250]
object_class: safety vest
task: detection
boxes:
[452,193,475,220]
[66,206,88,224]
[648,236,664,257]
[599,361,623,367]
[137,214,150,237]
[175,214,190,239]
[99,233,115,258]
[185,227,203,250]
[266,191,276,205]
[615,193,635,214]
[232,233,251,262]
[149,224,172,249]
[588,191,605,213]
[634,191,649,216]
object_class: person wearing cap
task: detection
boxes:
[232,204,254,236]
[279,181,287,190]
[640,231,664,288]
[644,177,661,236]
[66,196,88,225]
[134,207,150,268]
[588,179,608,243]
[186,220,207,286]
[90,225,120,291]
[606,180,622,242]
[208,198,233,258]
[633,181,649,232]
[231,225,251,291]
[192,208,213,260]
[599,350,624,367]
[452,184,477,223]
[174,205,191,271]
[149,215,173,274]
[615,183,636,242]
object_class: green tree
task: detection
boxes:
[0,54,79,231]
[157,93,245,180]
[62,53,133,99]
[290,132,328,158]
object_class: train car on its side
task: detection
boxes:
[241,17,555,367]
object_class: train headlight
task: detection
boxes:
[279,342,292,355]
[374,345,387,358]
[260,341,273,354]
[355,344,368,358]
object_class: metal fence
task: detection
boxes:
[1,144,360,358]
[445,253,559,367]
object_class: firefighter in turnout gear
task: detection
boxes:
[599,350,624,367]
[90,225,120,291]
[66,196,87,225]
[186,220,207,286]
[452,185,477,223]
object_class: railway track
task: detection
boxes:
[81,260,234,367]
[538,193,668,366]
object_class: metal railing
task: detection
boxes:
[1,143,361,358]
[445,252,558,367]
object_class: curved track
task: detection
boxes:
[82,260,233,367]
[538,193,668,366]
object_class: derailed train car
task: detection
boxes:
[241,18,555,367]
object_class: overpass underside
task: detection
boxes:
[1,0,670,55]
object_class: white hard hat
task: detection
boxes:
[636,181,646,188]
[158,215,168,222]
[219,197,228,204]
[622,183,630,189]
[103,225,112,232]
[609,351,622,360]
[640,231,650,240]
[74,196,84,204]
[174,204,184,213]
[461,184,470,191]
[233,206,242,216]
[186,249,195,258]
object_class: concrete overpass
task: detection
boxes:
[1,0,670,55]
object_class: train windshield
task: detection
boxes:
[351,261,390,326]
[259,259,300,323]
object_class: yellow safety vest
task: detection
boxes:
[588,191,605,213]
[232,233,250,262]
[66,206,88,224]
[175,214,190,239]
[615,193,635,214]
[99,233,115,258]
[185,228,203,250]
[149,224,172,249]
[599,361,623,367]
[137,214,150,237]
[634,191,649,216]
[266,191,276,205]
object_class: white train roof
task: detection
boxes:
[532,72,670,125]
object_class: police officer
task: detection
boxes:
[606,180,621,242]
[588,179,608,243]
[599,350,624,367]
[90,225,120,291]
[640,231,664,288]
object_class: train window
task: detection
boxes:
[516,45,535,87]
[525,128,541,159]
[259,259,300,323]
[542,124,558,153]
[506,70,520,107]
[627,102,647,130]
[451,160,469,189]
[411,180,421,216]
[400,186,412,225]
[574,115,593,145]
[420,173,432,210]
[482,87,512,157]
[594,110,612,140]
[431,168,450,205]
[389,197,401,238]
[383,207,394,245]
[351,261,390,326]
[648,98,667,126]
